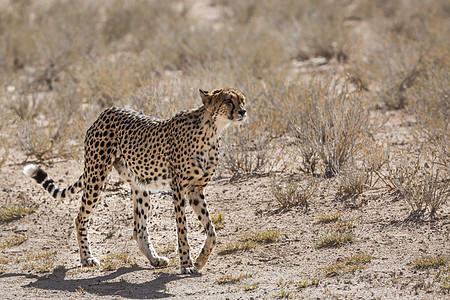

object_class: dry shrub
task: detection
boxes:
[221,123,286,177]
[336,166,368,198]
[379,153,449,219]
[271,175,317,209]
[128,80,198,119]
[101,0,164,47]
[215,0,351,61]
[407,55,449,169]
[0,1,99,85]
[0,0,38,70]
[0,137,8,169]
[336,143,390,197]
[362,142,390,187]
[13,86,85,161]
[294,78,371,177]
[349,0,449,109]
[17,120,68,161]
[76,55,151,111]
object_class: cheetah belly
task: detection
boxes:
[134,164,172,192]
[114,157,172,192]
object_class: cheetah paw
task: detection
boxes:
[82,257,100,267]
[181,266,199,275]
[151,256,169,268]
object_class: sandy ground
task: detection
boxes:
[0,107,449,300]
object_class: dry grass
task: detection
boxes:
[242,283,259,291]
[437,265,450,292]
[100,252,134,271]
[217,240,258,256]
[1,235,28,249]
[317,210,357,248]
[320,253,373,277]
[412,255,448,270]
[215,273,251,284]
[317,232,356,249]
[241,230,282,244]
[411,255,449,292]
[21,251,57,273]
[211,212,225,230]
[294,277,321,289]
[317,211,342,224]
[0,203,36,223]
[218,230,282,255]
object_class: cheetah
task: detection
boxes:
[23,88,247,274]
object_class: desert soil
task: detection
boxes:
[0,107,449,300]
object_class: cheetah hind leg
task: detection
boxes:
[131,186,169,268]
[114,160,168,268]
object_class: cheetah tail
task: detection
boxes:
[23,164,83,200]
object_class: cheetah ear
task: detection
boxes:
[199,89,212,106]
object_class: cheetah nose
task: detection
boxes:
[238,109,247,117]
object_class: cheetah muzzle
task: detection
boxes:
[23,88,247,274]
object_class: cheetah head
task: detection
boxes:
[199,88,247,131]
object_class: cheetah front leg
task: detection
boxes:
[187,186,216,271]
[131,186,169,268]
[171,180,197,274]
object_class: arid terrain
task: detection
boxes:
[0,0,449,299]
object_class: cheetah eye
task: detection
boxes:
[225,99,233,105]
